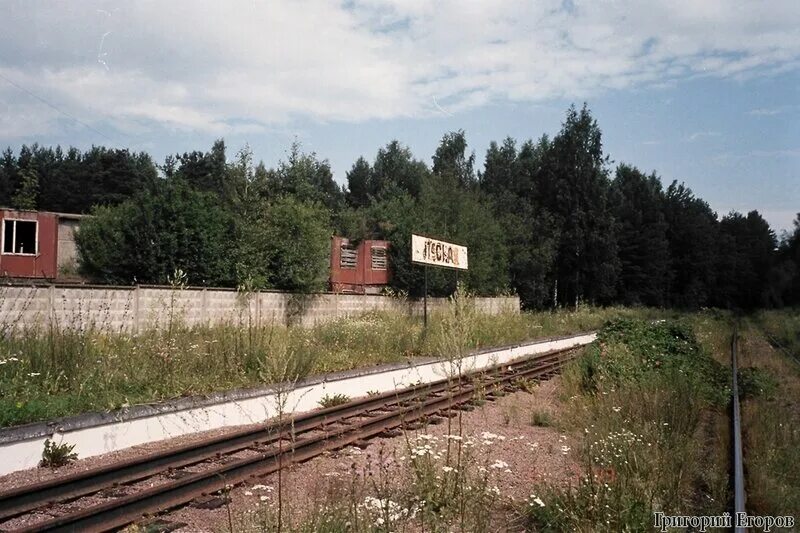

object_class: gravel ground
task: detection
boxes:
[0,418,278,494]
[1,375,581,532]
[160,376,580,532]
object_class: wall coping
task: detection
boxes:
[0,281,519,301]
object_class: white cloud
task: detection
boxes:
[0,0,799,137]
[748,105,798,116]
[687,131,721,142]
[712,148,800,163]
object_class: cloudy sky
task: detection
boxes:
[1,1,798,231]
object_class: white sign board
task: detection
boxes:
[411,234,468,270]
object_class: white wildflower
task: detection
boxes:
[490,459,510,470]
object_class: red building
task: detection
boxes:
[0,208,85,280]
[329,236,391,294]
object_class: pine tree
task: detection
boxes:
[11,167,39,210]
[536,104,619,306]
[610,164,670,306]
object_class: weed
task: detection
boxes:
[739,317,800,518]
[513,376,537,393]
[524,317,732,531]
[501,403,519,426]
[318,393,350,408]
[529,410,552,427]
[365,390,381,397]
[39,438,78,468]
[738,366,778,399]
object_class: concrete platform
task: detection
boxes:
[0,331,596,476]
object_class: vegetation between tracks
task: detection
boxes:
[523,314,733,531]
[0,294,662,427]
[739,313,800,519]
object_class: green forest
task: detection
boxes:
[1,105,798,310]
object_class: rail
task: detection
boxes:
[0,345,581,532]
[731,326,746,532]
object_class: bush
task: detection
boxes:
[77,180,236,285]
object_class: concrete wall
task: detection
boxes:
[0,284,519,331]
[56,218,81,275]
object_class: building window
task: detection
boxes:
[2,219,38,255]
[340,244,358,269]
[371,247,387,270]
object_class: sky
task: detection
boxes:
[0,1,798,232]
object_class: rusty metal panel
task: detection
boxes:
[0,209,59,279]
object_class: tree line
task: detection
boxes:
[1,105,798,310]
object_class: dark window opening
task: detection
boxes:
[2,219,38,255]
[340,244,358,269]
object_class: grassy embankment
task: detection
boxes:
[0,289,661,428]
[740,310,800,519]
[524,312,734,531]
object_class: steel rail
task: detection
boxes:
[1,347,574,527]
[12,353,571,532]
[731,326,746,533]
[0,348,565,521]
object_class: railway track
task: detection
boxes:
[0,345,580,532]
[730,326,746,533]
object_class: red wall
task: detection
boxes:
[329,236,390,293]
[0,210,59,279]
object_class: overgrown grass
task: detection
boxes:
[524,316,732,532]
[740,315,800,518]
[0,298,657,427]
[754,308,800,365]
[232,432,518,532]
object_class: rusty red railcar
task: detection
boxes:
[0,208,84,280]
[329,236,391,294]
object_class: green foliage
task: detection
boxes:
[265,142,344,211]
[318,393,350,408]
[480,138,559,308]
[11,167,39,210]
[737,366,778,399]
[611,164,670,306]
[536,104,620,306]
[716,210,777,309]
[663,181,720,308]
[247,196,331,292]
[0,144,157,213]
[76,180,236,286]
[40,438,78,468]
[529,410,552,427]
[4,104,798,308]
[591,318,730,405]
[525,314,734,532]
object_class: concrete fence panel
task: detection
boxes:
[0,284,520,332]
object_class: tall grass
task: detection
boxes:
[524,316,732,531]
[0,292,659,427]
[740,316,800,518]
